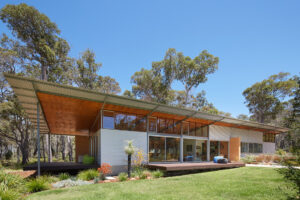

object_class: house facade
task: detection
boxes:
[5,74,286,174]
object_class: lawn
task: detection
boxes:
[27,167,294,200]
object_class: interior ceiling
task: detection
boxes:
[37,92,279,136]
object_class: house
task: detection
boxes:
[4,74,288,174]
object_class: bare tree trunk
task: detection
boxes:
[55,136,59,159]
[61,136,66,161]
[67,136,73,162]
[17,146,20,163]
[46,133,52,162]
[42,135,46,162]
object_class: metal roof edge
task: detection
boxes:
[3,73,289,133]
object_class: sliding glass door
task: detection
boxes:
[183,139,207,162]
[149,136,180,162]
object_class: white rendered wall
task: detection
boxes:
[263,142,276,154]
[209,125,263,143]
[100,129,147,166]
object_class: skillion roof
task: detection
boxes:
[4,73,289,136]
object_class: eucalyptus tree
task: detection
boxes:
[176,50,219,106]
[243,72,297,123]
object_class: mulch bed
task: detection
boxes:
[8,170,36,178]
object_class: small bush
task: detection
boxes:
[265,155,273,163]
[97,163,112,179]
[5,150,13,160]
[0,171,26,193]
[118,172,128,182]
[241,155,255,164]
[152,170,164,178]
[82,155,94,164]
[273,155,282,163]
[27,178,49,193]
[77,169,99,181]
[255,155,265,163]
[276,149,287,156]
[139,170,151,179]
[59,173,70,181]
[40,175,59,183]
[0,189,20,200]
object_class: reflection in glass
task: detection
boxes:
[183,139,207,162]
[166,138,180,161]
[103,111,114,129]
[149,137,165,162]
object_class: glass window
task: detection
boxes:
[174,121,181,135]
[189,122,196,136]
[182,122,189,135]
[135,115,146,132]
[210,141,219,160]
[149,136,165,162]
[103,111,114,129]
[165,119,174,134]
[148,117,157,132]
[241,142,248,153]
[249,143,254,153]
[166,138,180,161]
[183,139,207,162]
[115,113,127,130]
[127,114,136,131]
[263,133,275,143]
[158,118,166,133]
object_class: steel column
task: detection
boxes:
[37,103,41,177]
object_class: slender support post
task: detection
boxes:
[207,126,210,161]
[48,132,51,162]
[180,124,183,163]
[146,117,149,163]
[37,103,41,177]
[218,141,221,156]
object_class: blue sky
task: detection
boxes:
[0,0,299,117]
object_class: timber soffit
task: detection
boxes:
[4,73,289,133]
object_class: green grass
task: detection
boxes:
[27,167,295,200]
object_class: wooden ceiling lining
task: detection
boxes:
[36,92,279,135]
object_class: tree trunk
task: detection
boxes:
[61,136,66,161]
[42,136,46,162]
[17,146,20,163]
[46,133,52,162]
[128,154,131,178]
[67,136,73,162]
[55,136,59,159]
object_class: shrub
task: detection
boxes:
[27,178,49,193]
[265,155,273,163]
[97,163,112,178]
[139,170,151,179]
[152,170,164,178]
[241,155,255,164]
[59,173,71,181]
[40,175,59,183]
[276,149,287,156]
[5,150,13,160]
[0,171,26,193]
[0,171,25,200]
[77,169,99,181]
[118,172,128,182]
[0,189,20,200]
[273,155,282,163]
[255,155,265,163]
[82,155,95,164]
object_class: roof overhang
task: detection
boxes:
[4,73,289,136]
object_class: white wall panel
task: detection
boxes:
[210,125,263,143]
[263,142,276,154]
[100,129,147,166]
